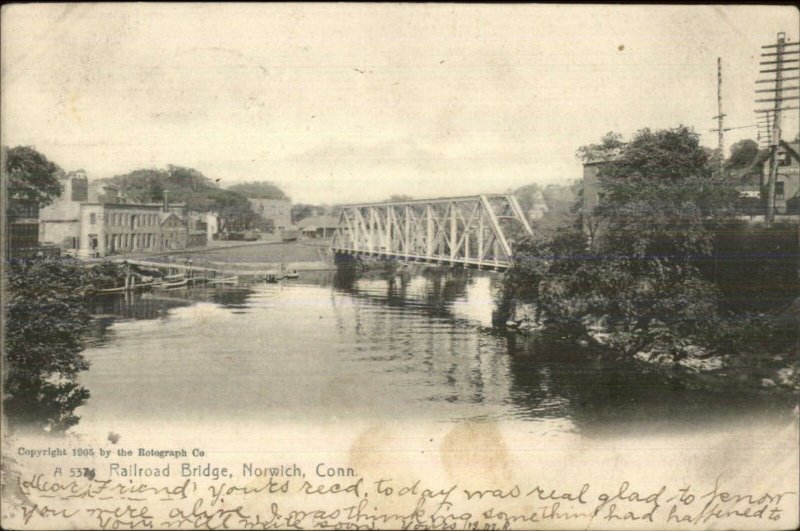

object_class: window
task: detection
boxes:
[776,181,785,198]
[90,213,96,225]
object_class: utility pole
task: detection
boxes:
[710,58,759,172]
[756,111,774,149]
[711,57,726,176]
[756,32,799,225]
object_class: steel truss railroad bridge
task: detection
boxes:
[331,194,533,271]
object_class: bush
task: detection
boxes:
[3,259,99,432]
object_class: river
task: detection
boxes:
[57,267,796,440]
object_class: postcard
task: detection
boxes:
[2,4,799,530]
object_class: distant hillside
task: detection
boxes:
[227,181,289,201]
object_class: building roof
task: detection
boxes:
[160,212,187,226]
[780,140,800,163]
[79,201,187,209]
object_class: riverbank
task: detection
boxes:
[504,300,800,392]
[162,239,330,264]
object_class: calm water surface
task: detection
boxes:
[75,269,797,437]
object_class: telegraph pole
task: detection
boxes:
[712,57,726,176]
[711,58,758,172]
[756,32,800,225]
[756,111,774,149]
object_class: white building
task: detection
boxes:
[248,198,291,231]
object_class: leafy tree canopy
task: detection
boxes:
[291,203,327,224]
[575,131,624,163]
[725,139,760,171]
[594,126,738,258]
[227,181,290,201]
[3,146,63,207]
[101,166,259,231]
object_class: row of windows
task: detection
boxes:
[102,233,161,250]
[89,211,161,227]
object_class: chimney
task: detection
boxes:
[163,190,169,213]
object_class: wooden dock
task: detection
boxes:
[119,258,288,282]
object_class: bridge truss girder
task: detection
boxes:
[331,194,533,270]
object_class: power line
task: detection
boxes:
[756,32,800,225]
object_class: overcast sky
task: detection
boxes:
[2,4,798,204]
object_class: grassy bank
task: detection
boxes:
[150,240,331,265]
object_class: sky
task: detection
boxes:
[2,4,798,205]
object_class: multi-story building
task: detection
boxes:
[184,211,221,247]
[249,198,291,231]
[764,140,800,214]
[39,170,195,257]
[205,212,220,241]
[79,203,165,257]
[6,199,41,257]
[38,170,89,251]
[160,212,189,250]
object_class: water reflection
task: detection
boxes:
[334,267,474,319]
[505,333,798,435]
[9,268,796,436]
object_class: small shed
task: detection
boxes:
[298,215,339,239]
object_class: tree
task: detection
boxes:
[227,181,290,201]
[575,131,624,163]
[4,259,134,433]
[503,127,741,359]
[254,217,276,233]
[4,260,93,432]
[512,184,542,216]
[3,146,63,207]
[725,139,760,171]
[291,203,319,224]
[102,166,260,231]
[594,126,738,259]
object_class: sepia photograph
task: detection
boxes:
[2,3,799,530]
